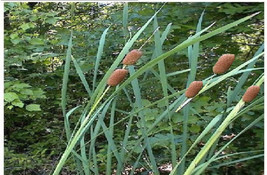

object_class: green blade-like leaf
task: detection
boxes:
[72,56,92,97]
[179,10,204,175]
[62,31,72,118]
[128,65,159,174]
[123,2,129,40]
[93,27,110,91]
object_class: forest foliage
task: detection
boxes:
[4,2,264,174]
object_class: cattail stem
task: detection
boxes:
[175,98,192,112]
[87,86,111,120]
[138,27,160,51]
[203,74,216,83]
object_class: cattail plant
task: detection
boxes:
[213,54,235,74]
[123,49,143,65]
[242,85,260,102]
[52,5,262,175]
[107,69,129,86]
[185,81,203,98]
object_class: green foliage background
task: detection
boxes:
[4,2,263,174]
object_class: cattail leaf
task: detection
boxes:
[61,11,86,174]
[129,149,144,175]
[100,121,122,165]
[89,126,99,175]
[123,2,129,40]
[214,150,263,162]
[117,88,134,174]
[93,27,110,91]
[72,56,92,97]
[142,22,172,81]
[128,65,159,174]
[179,10,204,175]
[232,96,263,122]
[65,106,81,142]
[62,31,72,118]
[117,109,134,174]
[166,68,191,77]
[187,43,193,66]
[80,136,89,175]
[209,154,264,169]
[87,99,121,168]
[153,15,177,167]
[65,106,86,175]
[106,98,117,175]
[61,31,86,174]
[171,113,222,174]
[150,68,176,94]
[87,100,113,175]
[160,22,172,45]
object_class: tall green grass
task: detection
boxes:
[53,3,263,175]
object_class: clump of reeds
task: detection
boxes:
[213,54,235,74]
[242,85,260,102]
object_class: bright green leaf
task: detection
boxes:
[26,104,41,111]
[20,23,30,31]
[7,105,13,110]
[4,92,19,102]
[12,99,24,108]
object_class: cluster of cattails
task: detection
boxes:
[107,49,143,86]
[107,46,260,102]
[184,54,260,103]
[185,54,235,98]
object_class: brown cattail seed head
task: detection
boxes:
[213,54,235,74]
[185,81,203,98]
[122,49,143,65]
[242,85,260,102]
[107,69,128,86]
